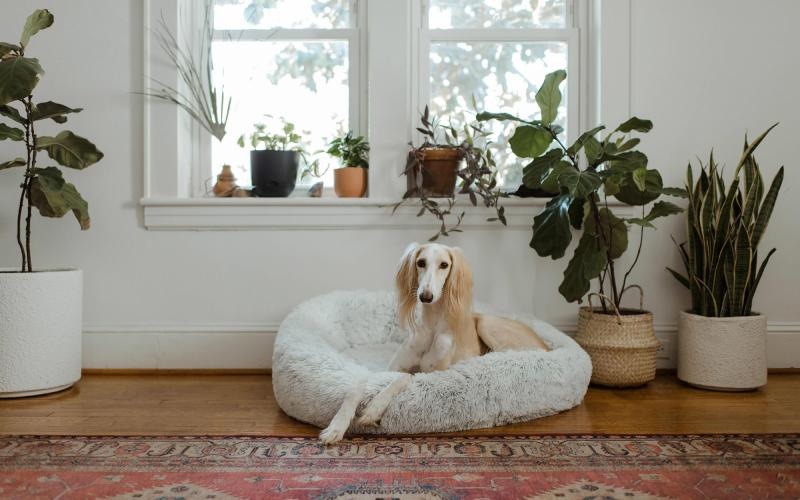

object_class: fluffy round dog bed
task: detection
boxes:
[272,290,591,434]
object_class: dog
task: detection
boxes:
[319,243,548,444]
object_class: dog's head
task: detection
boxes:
[395,242,473,330]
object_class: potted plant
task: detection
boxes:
[398,108,506,241]
[479,70,685,387]
[0,10,104,397]
[406,106,465,197]
[237,118,310,197]
[328,131,369,198]
[668,125,784,391]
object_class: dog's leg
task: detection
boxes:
[357,373,412,427]
[319,379,365,445]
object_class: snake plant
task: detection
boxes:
[668,125,784,317]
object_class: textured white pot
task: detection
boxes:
[0,269,82,398]
[677,310,767,391]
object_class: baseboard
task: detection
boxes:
[81,322,800,370]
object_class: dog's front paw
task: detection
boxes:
[319,421,348,445]
[356,403,386,427]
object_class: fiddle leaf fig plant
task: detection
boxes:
[0,10,104,272]
[478,69,684,311]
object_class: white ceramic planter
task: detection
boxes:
[677,310,767,391]
[0,269,82,398]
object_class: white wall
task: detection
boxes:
[0,0,797,369]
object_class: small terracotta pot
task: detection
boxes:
[334,167,367,198]
[677,311,767,391]
[408,147,463,197]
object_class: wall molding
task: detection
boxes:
[82,322,800,370]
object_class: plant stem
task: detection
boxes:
[588,196,618,311]
[619,206,646,307]
[23,97,37,272]
[16,179,27,272]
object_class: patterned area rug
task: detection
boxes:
[1,434,799,499]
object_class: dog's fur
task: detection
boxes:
[319,243,548,444]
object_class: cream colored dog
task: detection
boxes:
[319,243,548,444]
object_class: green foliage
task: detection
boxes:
[0,9,103,272]
[668,125,784,317]
[144,5,231,142]
[237,117,307,151]
[327,131,369,169]
[397,106,506,241]
[479,69,684,309]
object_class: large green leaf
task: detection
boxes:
[615,117,653,133]
[660,186,688,198]
[586,208,628,259]
[0,122,24,141]
[558,169,601,199]
[558,231,607,303]
[751,166,784,248]
[531,194,573,259]
[0,42,20,58]
[568,198,587,229]
[31,101,82,123]
[540,160,572,193]
[627,200,683,227]
[36,131,104,169]
[29,172,90,229]
[0,104,24,124]
[475,111,533,125]
[583,136,602,164]
[0,56,44,106]
[606,151,648,173]
[521,148,563,188]
[567,125,605,156]
[614,169,663,205]
[20,9,54,49]
[0,157,26,170]
[535,69,567,125]
[509,125,552,158]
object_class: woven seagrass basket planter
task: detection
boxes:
[575,299,660,388]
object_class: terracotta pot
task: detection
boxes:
[408,147,463,197]
[575,298,660,388]
[677,311,767,391]
[334,167,367,198]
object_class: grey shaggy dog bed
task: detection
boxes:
[272,290,592,435]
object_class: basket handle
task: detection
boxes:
[620,284,645,312]
[586,292,622,324]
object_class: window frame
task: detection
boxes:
[141,0,603,230]
[410,0,582,157]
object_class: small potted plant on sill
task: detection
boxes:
[668,125,784,391]
[479,69,685,387]
[328,131,369,198]
[397,108,506,241]
[0,10,104,397]
[238,117,310,197]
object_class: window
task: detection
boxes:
[415,0,577,189]
[209,0,365,187]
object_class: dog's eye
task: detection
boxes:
[440,262,449,269]
[416,259,426,268]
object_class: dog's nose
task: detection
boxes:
[419,291,433,303]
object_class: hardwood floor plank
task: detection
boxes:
[0,373,798,436]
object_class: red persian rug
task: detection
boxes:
[1,434,799,499]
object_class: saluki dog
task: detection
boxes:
[319,242,549,444]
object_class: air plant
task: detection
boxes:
[145,3,231,142]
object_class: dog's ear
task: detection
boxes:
[396,243,420,330]
[444,247,473,330]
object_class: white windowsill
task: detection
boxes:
[141,195,633,231]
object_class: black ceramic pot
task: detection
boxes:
[250,150,300,197]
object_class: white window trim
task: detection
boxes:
[141,0,615,231]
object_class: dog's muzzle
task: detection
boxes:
[418,291,433,303]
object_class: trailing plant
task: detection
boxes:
[668,125,784,317]
[328,131,369,169]
[397,106,506,241]
[145,3,231,142]
[0,9,104,273]
[478,69,685,311]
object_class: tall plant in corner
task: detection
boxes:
[0,9,104,272]
[479,70,685,388]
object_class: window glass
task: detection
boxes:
[214,0,351,30]
[429,41,567,188]
[428,0,566,29]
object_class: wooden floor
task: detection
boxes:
[1,373,799,436]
